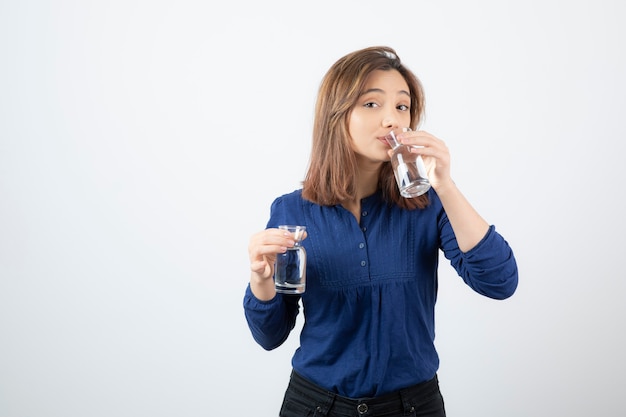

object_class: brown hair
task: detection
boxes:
[301,46,429,210]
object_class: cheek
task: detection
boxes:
[347,112,357,135]
[348,110,367,137]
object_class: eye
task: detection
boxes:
[364,101,380,108]
[397,104,410,111]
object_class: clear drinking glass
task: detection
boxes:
[274,225,307,294]
[385,128,431,198]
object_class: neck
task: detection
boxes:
[354,160,381,199]
[341,162,381,221]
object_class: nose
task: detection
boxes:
[382,115,399,130]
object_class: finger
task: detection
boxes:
[260,228,297,246]
[400,131,442,147]
[249,229,294,253]
[249,245,287,268]
[250,259,272,276]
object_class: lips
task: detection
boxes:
[377,136,391,147]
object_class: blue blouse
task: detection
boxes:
[243,188,518,398]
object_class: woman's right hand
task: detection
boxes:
[248,228,299,300]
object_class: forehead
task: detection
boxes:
[362,69,409,92]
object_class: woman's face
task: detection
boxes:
[348,69,412,164]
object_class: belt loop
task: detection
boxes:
[399,387,416,416]
[314,390,336,416]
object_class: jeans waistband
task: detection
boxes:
[288,370,440,416]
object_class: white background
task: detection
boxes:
[1,1,625,416]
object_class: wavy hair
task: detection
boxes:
[301,46,428,210]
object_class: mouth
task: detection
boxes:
[378,136,392,147]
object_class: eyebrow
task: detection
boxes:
[361,88,411,97]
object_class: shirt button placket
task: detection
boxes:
[359,208,368,268]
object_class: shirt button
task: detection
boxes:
[362,210,368,217]
[360,261,366,267]
[359,243,365,249]
[362,226,367,232]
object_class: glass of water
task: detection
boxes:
[385,128,431,198]
[274,225,307,294]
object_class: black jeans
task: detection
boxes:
[279,370,446,417]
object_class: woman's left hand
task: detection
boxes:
[396,130,454,191]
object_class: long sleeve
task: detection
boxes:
[440,218,518,300]
[243,284,301,350]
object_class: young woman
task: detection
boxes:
[244,46,518,417]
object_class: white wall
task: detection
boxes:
[1,1,625,416]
